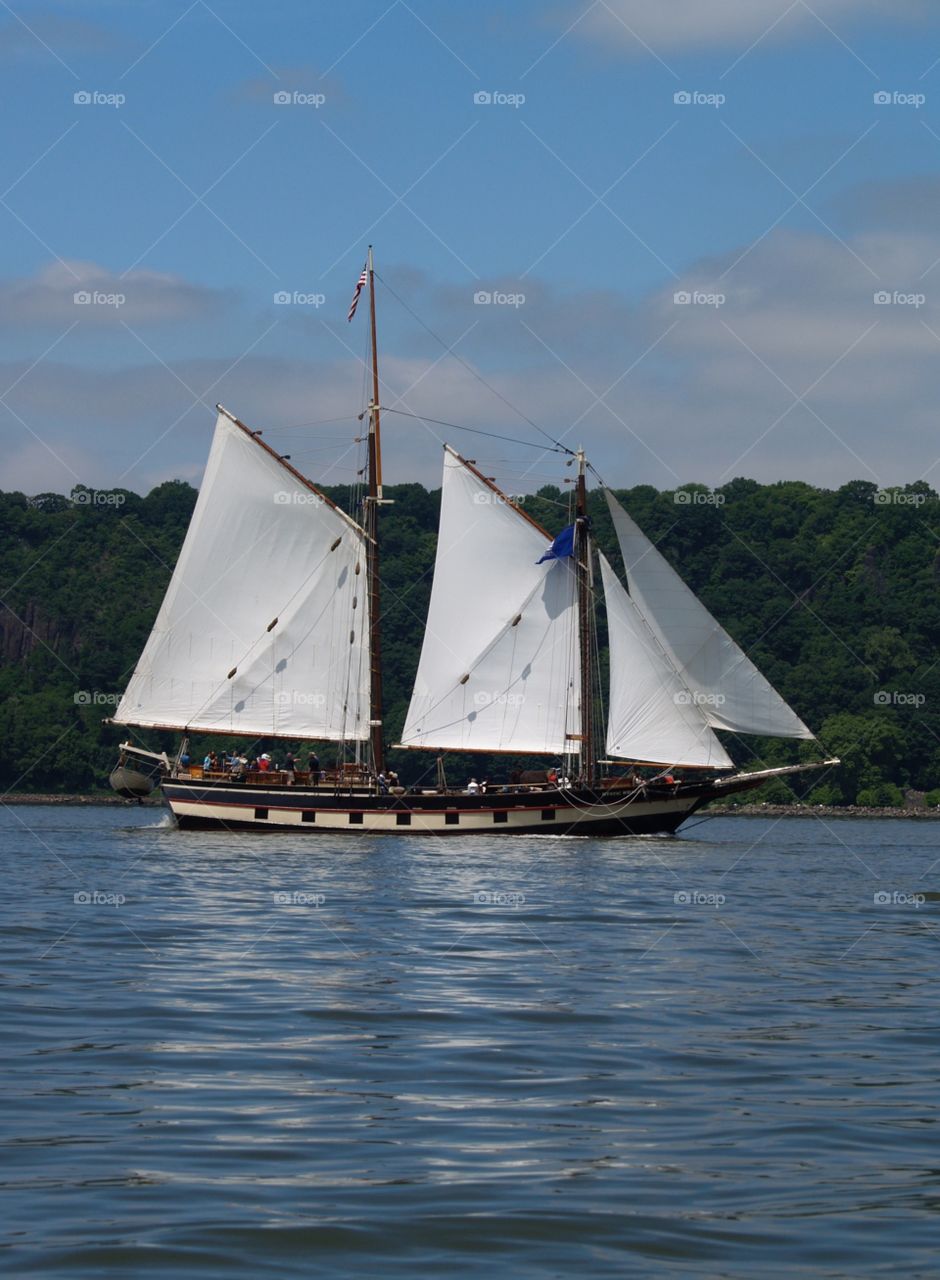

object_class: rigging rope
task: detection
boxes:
[379,407,571,455]
[374,270,576,459]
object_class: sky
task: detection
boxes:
[3,0,940,497]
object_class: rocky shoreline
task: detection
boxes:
[707,803,939,819]
[2,793,165,806]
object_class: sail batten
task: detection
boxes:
[113,411,370,740]
[600,554,734,769]
[605,490,813,740]
[398,447,580,755]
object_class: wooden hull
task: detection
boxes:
[159,777,732,836]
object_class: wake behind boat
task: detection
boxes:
[108,249,837,834]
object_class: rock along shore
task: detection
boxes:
[2,793,164,806]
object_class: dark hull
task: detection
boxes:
[158,776,740,837]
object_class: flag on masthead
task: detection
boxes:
[347,264,368,321]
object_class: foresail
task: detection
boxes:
[600,554,733,769]
[398,448,579,754]
[113,410,370,740]
[605,491,813,740]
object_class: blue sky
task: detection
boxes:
[3,0,940,495]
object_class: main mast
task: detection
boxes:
[575,449,596,784]
[365,246,385,776]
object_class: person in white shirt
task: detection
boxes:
[466,778,480,795]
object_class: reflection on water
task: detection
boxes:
[1,806,939,1277]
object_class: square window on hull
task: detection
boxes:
[302,811,316,823]
[349,812,363,825]
[445,812,459,825]
[254,808,269,820]
[493,812,508,824]
[396,813,411,826]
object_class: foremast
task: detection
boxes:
[574,448,597,784]
[364,245,386,776]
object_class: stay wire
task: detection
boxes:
[380,407,570,456]
[374,269,575,458]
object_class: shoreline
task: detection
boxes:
[1,794,937,819]
[2,794,164,807]
[705,803,939,819]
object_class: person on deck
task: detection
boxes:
[258,754,271,772]
[284,752,295,785]
[466,778,480,795]
[308,751,320,781]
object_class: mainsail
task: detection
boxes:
[599,553,733,769]
[605,490,813,740]
[113,408,370,740]
[398,447,579,754]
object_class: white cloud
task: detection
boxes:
[0,260,231,329]
[577,0,926,54]
[3,226,940,497]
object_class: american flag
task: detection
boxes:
[347,264,367,322]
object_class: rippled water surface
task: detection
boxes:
[2,805,939,1277]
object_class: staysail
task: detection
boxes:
[397,447,579,754]
[599,554,733,769]
[113,408,370,740]
[604,490,813,740]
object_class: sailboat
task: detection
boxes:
[108,250,837,834]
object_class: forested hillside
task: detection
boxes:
[1,475,937,804]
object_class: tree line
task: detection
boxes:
[0,474,937,805]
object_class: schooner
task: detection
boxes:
[109,250,837,834]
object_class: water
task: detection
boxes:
[2,805,938,1278]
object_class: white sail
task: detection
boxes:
[398,447,579,754]
[605,491,813,740]
[113,409,370,740]
[600,554,733,769]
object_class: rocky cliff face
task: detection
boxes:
[0,602,75,663]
